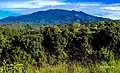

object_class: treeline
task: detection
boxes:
[0,21,120,66]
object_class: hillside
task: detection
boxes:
[0,9,110,24]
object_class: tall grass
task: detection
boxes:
[1,60,120,73]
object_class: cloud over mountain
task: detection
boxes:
[0,0,120,20]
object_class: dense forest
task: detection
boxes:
[0,21,120,73]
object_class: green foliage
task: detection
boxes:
[0,21,120,73]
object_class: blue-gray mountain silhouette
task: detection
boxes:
[0,9,110,24]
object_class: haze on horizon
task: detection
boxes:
[0,0,120,20]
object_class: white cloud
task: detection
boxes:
[0,0,66,8]
[102,6,120,11]
[100,4,120,11]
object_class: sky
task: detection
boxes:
[0,0,120,20]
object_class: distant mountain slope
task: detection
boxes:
[0,9,111,24]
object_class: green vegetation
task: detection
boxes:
[0,21,120,73]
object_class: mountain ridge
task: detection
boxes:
[0,9,111,24]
